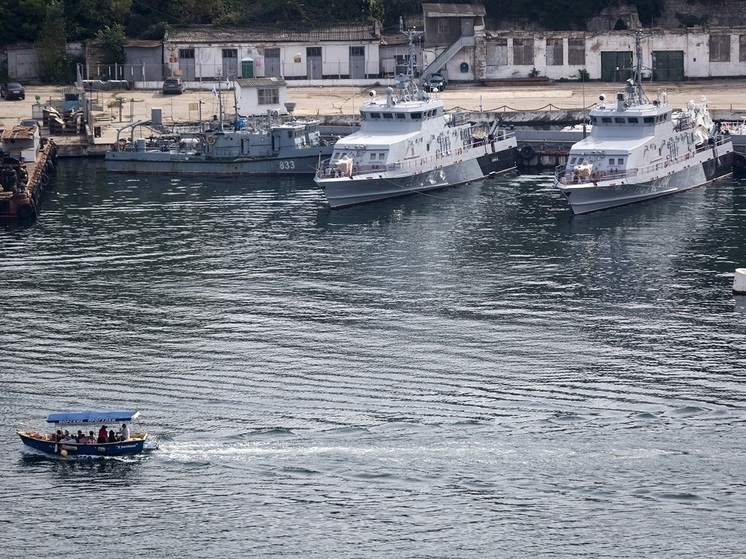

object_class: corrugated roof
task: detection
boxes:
[2,126,36,141]
[236,77,288,88]
[167,25,379,44]
[125,40,162,49]
[422,3,486,17]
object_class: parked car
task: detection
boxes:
[423,74,446,92]
[1,82,26,100]
[162,77,185,95]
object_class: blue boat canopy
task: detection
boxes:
[46,411,141,424]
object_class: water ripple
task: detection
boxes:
[2,162,746,557]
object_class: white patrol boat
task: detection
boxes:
[314,25,517,209]
[554,33,733,215]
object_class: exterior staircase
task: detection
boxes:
[421,35,476,77]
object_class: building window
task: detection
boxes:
[513,38,534,66]
[740,34,746,62]
[437,19,449,34]
[547,38,563,66]
[568,38,585,65]
[710,35,730,62]
[257,88,279,105]
[179,49,194,59]
[223,49,238,59]
[488,39,508,67]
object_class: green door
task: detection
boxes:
[652,51,684,81]
[241,59,254,79]
[601,51,633,82]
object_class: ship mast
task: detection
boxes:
[398,17,423,100]
[626,31,649,106]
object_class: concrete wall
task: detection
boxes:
[164,42,380,81]
[477,29,746,82]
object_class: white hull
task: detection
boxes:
[319,140,516,208]
[321,159,480,208]
[556,145,733,214]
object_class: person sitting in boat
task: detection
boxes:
[64,432,77,444]
[119,423,130,441]
[75,430,86,443]
[86,431,96,444]
[54,429,63,442]
[98,425,108,444]
[108,429,117,443]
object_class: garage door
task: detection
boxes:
[601,51,633,82]
[652,51,684,81]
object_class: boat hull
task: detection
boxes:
[18,432,148,457]
[319,144,517,209]
[556,148,733,215]
[104,149,331,176]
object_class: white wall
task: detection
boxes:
[477,29,746,81]
[235,85,288,116]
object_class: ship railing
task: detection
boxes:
[316,139,497,180]
[556,136,731,186]
[317,158,408,179]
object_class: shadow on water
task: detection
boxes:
[18,452,149,486]
[313,175,505,228]
[1,217,36,233]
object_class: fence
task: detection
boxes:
[79,58,410,88]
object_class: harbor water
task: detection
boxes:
[2,159,746,557]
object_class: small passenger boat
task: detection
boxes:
[17,410,158,457]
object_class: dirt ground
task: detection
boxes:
[3,79,746,132]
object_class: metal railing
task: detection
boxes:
[554,136,731,185]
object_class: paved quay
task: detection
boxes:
[2,80,745,153]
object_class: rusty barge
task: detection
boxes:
[0,125,58,220]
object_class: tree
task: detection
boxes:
[63,0,134,40]
[35,0,71,83]
[96,24,127,65]
[0,0,48,48]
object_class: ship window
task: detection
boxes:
[570,157,577,164]
[627,117,639,123]
[411,112,422,120]
[396,113,405,119]
[370,113,381,119]
[590,116,598,124]
[644,116,654,123]
[615,117,625,123]
[602,117,612,123]
[383,113,393,119]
